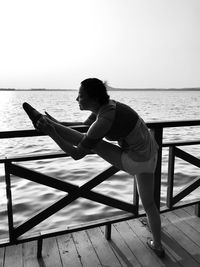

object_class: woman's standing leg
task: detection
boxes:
[135,173,162,248]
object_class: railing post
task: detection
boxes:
[167,146,175,208]
[195,203,200,217]
[37,238,43,258]
[105,224,112,240]
[5,160,15,242]
[133,177,139,216]
[152,127,163,210]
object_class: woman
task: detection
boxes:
[23,78,165,257]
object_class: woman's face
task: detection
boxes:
[76,86,93,110]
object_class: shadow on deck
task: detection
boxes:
[1,205,200,267]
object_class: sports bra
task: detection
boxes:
[80,100,139,149]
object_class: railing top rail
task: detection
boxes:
[146,119,200,128]
[1,119,200,139]
[1,139,200,163]
[0,125,87,139]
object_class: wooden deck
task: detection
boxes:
[1,205,200,267]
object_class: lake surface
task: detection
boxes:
[0,90,200,237]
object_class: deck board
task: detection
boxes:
[1,206,200,267]
[57,233,82,267]
[162,213,200,267]
[114,221,161,267]
[166,211,200,247]
[162,212,200,264]
[42,237,62,267]
[174,208,200,232]
[4,244,23,267]
[72,229,101,267]
[127,219,180,267]
[100,225,141,267]
[87,227,122,267]
[23,241,40,267]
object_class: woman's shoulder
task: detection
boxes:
[97,100,116,121]
[98,99,116,114]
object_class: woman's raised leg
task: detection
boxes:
[51,121,84,145]
[51,121,124,169]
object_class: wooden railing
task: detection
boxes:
[1,120,200,258]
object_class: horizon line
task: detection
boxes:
[0,87,200,91]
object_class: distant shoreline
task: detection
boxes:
[0,88,200,91]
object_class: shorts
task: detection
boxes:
[120,118,159,162]
[121,152,158,175]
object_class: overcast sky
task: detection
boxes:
[0,0,200,89]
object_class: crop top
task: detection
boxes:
[80,100,139,149]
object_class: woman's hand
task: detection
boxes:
[36,116,55,135]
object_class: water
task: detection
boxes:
[0,90,200,237]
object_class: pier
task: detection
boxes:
[1,205,200,266]
[0,120,200,266]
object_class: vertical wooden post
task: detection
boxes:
[152,127,163,210]
[5,160,15,242]
[195,202,200,217]
[105,224,112,240]
[133,177,139,216]
[167,146,175,209]
[37,238,43,258]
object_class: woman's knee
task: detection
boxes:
[94,141,123,169]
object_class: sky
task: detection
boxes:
[0,0,200,89]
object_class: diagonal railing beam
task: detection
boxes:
[175,147,200,168]
[9,163,132,212]
[172,176,200,205]
[7,162,136,238]
[167,146,200,207]
[8,162,119,193]
[14,187,136,238]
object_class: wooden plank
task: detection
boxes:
[0,125,88,139]
[4,244,23,267]
[100,225,142,267]
[161,214,200,267]
[146,119,200,129]
[163,212,200,256]
[114,221,161,267]
[23,241,40,267]
[42,237,62,267]
[161,229,195,267]
[86,227,122,267]
[0,247,5,267]
[128,218,180,266]
[1,120,200,140]
[72,230,101,267]
[183,205,195,215]
[2,208,200,267]
[163,140,200,147]
[174,208,200,233]
[56,234,82,267]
